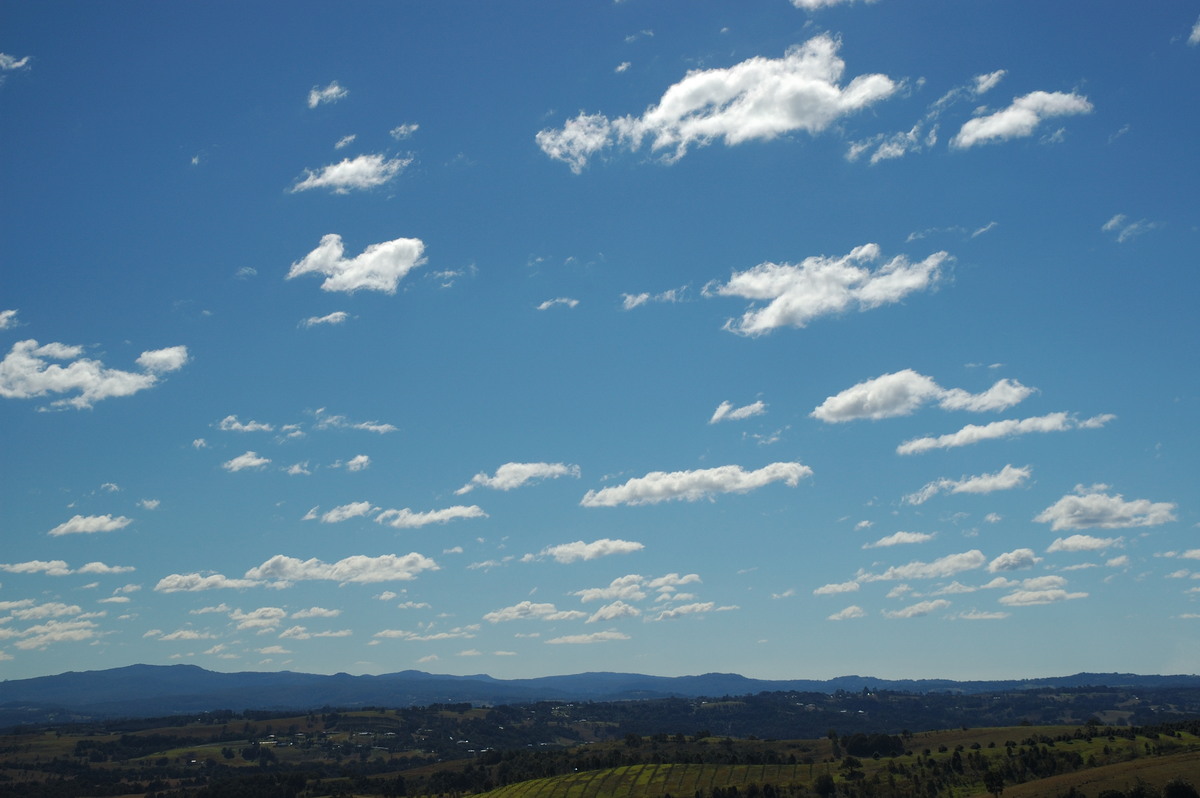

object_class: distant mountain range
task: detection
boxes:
[3,665,1198,727]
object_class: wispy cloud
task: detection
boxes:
[290,154,410,193]
[897,412,1114,455]
[581,462,810,507]
[308,80,347,108]
[457,462,580,494]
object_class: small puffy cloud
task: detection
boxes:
[230,606,286,630]
[292,606,340,618]
[314,501,376,524]
[828,605,865,621]
[863,531,935,549]
[75,561,134,574]
[287,462,312,476]
[882,599,951,619]
[136,346,190,373]
[587,600,641,623]
[622,287,685,310]
[390,123,419,140]
[988,548,1042,572]
[709,245,948,336]
[581,461,810,507]
[544,630,630,645]
[343,454,370,472]
[483,601,587,623]
[12,619,101,650]
[290,154,411,193]
[1047,534,1123,553]
[244,553,439,583]
[652,602,729,621]
[860,550,987,582]
[537,539,644,563]
[154,573,262,592]
[812,370,1033,423]
[897,412,1114,455]
[710,400,767,424]
[308,80,347,108]
[1035,486,1176,531]
[376,505,486,529]
[0,339,189,409]
[312,408,398,434]
[951,91,1093,149]
[537,35,897,172]
[0,560,72,576]
[1102,214,1159,243]
[222,451,271,472]
[905,464,1032,505]
[572,574,648,603]
[536,297,580,311]
[0,309,19,329]
[288,233,425,293]
[813,580,860,595]
[302,311,350,328]
[457,462,580,494]
[999,588,1088,606]
[47,514,132,537]
[138,498,160,510]
[217,415,274,433]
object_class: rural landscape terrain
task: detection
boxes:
[2,668,1199,798]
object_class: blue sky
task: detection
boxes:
[2,0,1199,684]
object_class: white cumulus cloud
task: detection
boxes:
[1046,534,1123,553]
[288,233,425,293]
[812,369,1034,423]
[47,514,132,537]
[709,245,948,336]
[580,461,810,507]
[828,605,865,621]
[881,599,951,619]
[483,601,587,623]
[544,630,630,645]
[375,505,486,529]
[951,90,1092,149]
[863,531,935,549]
[302,311,350,328]
[290,154,411,193]
[0,339,189,409]
[244,553,439,584]
[904,464,1032,505]
[537,539,644,563]
[457,462,581,494]
[222,451,271,472]
[897,412,1114,454]
[537,35,897,172]
[1035,486,1176,531]
[859,550,987,582]
[988,548,1042,572]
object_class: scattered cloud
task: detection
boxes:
[572,574,649,603]
[536,297,579,311]
[1035,486,1176,531]
[710,400,767,424]
[537,35,897,172]
[217,415,274,433]
[905,464,1032,505]
[334,134,357,150]
[708,245,948,336]
[343,454,370,472]
[1102,214,1160,243]
[1046,534,1123,553]
[897,412,1114,454]
[244,553,439,583]
[483,601,587,623]
[222,451,271,472]
[311,501,376,524]
[302,311,350,328]
[828,605,865,621]
[999,587,1087,606]
[154,573,262,592]
[882,599,951,619]
[536,539,644,563]
[47,514,132,537]
[813,370,1034,423]
[988,548,1042,572]
[587,600,641,623]
[544,630,629,644]
[580,461,810,507]
[288,233,425,293]
[951,91,1092,149]
[863,531,935,549]
[0,309,19,329]
[0,53,32,72]
[622,287,686,310]
[1190,16,1200,46]
[290,154,411,193]
[0,339,189,409]
[312,408,398,434]
[308,81,347,108]
[457,462,580,494]
[859,550,987,582]
[390,123,419,140]
[813,580,860,595]
[376,505,487,528]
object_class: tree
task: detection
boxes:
[983,770,1004,798]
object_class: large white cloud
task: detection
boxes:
[537,539,644,563]
[537,35,897,172]
[897,412,1114,454]
[46,514,132,537]
[708,245,948,336]
[0,339,188,409]
[1035,487,1176,531]
[456,462,581,494]
[580,461,810,507]
[813,370,1033,423]
[244,553,439,583]
[951,91,1092,149]
[290,153,411,193]
[288,233,425,293]
[376,505,486,529]
[905,464,1032,505]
